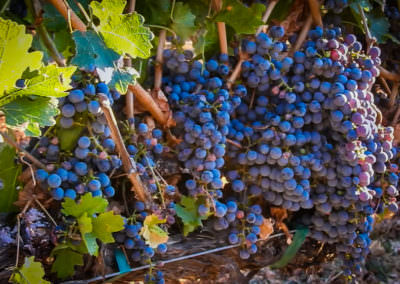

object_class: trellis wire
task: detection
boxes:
[62,230,297,284]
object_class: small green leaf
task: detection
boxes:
[140,214,168,248]
[61,193,108,218]
[135,0,171,26]
[54,30,75,59]
[367,11,390,43]
[269,0,294,21]
[383,33,400,44]
[175,196,210,236]
[215,0,266,35]
[171,2,196,41]
[71,31,120,70]
[0,144,21,213]
[57,113,87,151]
[0,18,42,98]
[108,67,139,93]
[90,0,153,58]
[2,97,59,136]
[10,256,50,284]
[270,227,309,269]
[350,0,372,13]
[82,233,99,256]
[91,211,125,244]
[78,212,93,235]
[51,248,84,279]
[194,20,219,58]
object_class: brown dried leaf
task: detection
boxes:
[259,217,274,240]
[15,182,50,208]
[273,0,305,36]
[151,89,170,112]
[166,129,182,146]
[392,124,400,146]
[166,174,181,187]
[144,116,156,132]
[165,111,176,128]
[270,207,288,222]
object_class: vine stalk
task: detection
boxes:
[47,0,87,31]
[98,94,150,204]
[256,0,279,35]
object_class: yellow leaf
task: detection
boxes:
[140,214,168,248]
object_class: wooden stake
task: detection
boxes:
[154,29,167,91]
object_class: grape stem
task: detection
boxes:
[15,199,33,267]
[256,0,279,35]
[226,138,243,149]
[307,0,323,27]
[289,14,313,55]
[227,52,248,89]
[128,84,174,127]
[379,76,392,95]
[391,101,400,126]
[47,0,87,32]
[389,82,399,109]
[28,0,65,67]
[154,29,167,91]
[98,94,151,204]
[379,66,400,82]
[357,3,374,51]
[0,131,46,169]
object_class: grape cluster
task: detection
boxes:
[33,82,123,200]
[161,50,242,211]
[114,201,169,284]
[213,198,264,258]
[221,25,398,275]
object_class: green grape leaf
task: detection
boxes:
[71,31,120,70]
[91,211,125,244]
[51,248,84,279]
[78,212,93,235]
[0,18,42,98]
[9,256,50,284]
[90,0,153,58]
[269,0,294,21]
[57,113,88,151]
[135,0,171,26]
[215,0,265,35]
[349,0,372,13]
[175,196,210,236]
[42,0,89,31]
[171,2,196,41]
[270,227,309,269]
[108,67,139,93]
[61,193,108,218]
[0,144,21,213]
[384,33,400,44]
[140,214,168,248]
[82,233,99,256]
[194,20,219,59]
[3,65,76,105]
[2,97,59,136]
[54,30,75,59]
[367,11,390,43]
